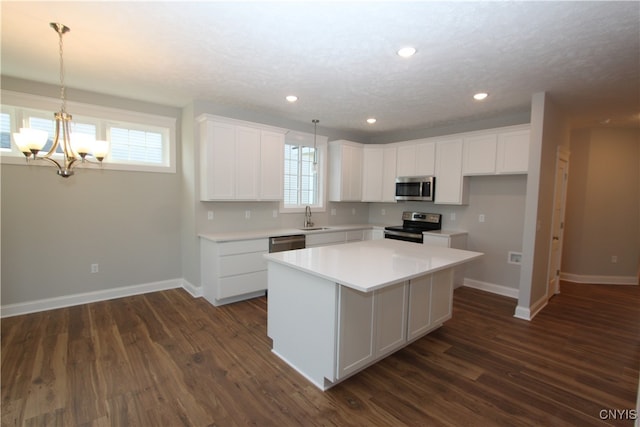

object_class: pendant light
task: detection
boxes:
[12,22,109,178]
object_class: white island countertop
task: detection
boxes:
[264,239,483,293]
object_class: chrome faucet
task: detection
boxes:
[304,205,314,228]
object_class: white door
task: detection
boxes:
[547,147,570,299]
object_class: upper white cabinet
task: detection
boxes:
[260,130,285,200]
[396,139,435,177]
[496,128,530,174]
[462,125,530,176]
[462,133,498,175]
[435,138,469,205]
[329,140,363,202]
[362,145,397,202]
[198,114,286,201]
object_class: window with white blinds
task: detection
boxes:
[1,91,176,173]
[284,143,318,207]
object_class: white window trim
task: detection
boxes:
[280,130,328,213]
[0,90,176,174]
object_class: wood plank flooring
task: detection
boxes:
[2,282,638,426]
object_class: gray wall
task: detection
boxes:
[563,128,639,279]
[1,77,183,306]
[368,175,527,290]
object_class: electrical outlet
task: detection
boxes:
[508,252,522,265]
[352,208,356,215]
[91,263,99,273]
[207,211,214,220]
[479,214,485,223]
[272,210,278,218]
[611,255,618,263]
[381,209,386,216]
[331,208,336,216]
[450,212,456,221]
[245,210,251,219]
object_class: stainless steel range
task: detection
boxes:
[384,211,442,244]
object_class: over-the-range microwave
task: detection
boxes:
[395,176,435,201]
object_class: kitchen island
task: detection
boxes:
[265,238,483,390]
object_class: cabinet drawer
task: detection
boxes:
[345,230,364,242]
[217,238,268,255]
[217,271,267,299]
[307,232,345,247]
[219,252,267,277]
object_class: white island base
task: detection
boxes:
[265,239,482,390]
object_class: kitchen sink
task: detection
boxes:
[299,227,332,231]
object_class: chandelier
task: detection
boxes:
[12,22,108,178]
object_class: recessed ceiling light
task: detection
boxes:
[366,118,377,124]
[285,95,298,103]
[397,47,417,58]
[473,92,489,101]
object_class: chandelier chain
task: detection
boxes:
[57,26,66,113]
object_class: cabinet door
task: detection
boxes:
[337,286,375,379]
[201,121,235,200]
[430,269,454,326]
[462,134,497,175]
[407,275,432,340]
[347,145,363,201]
[396,144,416,176]
[260,130,284,200]
[234,126,260,200]
[382,146,398,202]
[415,141,435,176]
[497,130,530,174]
[375,282,408,357]
[435,139,468,205]
[362,147,384,201]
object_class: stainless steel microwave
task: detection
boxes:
[395,176,435,201]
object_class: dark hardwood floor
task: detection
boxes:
[2,281,638,426]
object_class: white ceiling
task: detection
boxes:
[2,1,639,137]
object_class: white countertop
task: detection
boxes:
[264,239,482,292]
[199,224,467,243]
[199,223,389,242]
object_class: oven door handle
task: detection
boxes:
[384,229,423,240]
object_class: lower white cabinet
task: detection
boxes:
[423,232,468,249]
[200,238,269,306]
[306,229,366,247]
[407,269,453,341]
[337,282,408,379]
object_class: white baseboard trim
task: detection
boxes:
[0,278,201,318]
[560,272,638,286]
[463,278,519,299]
[514,293,548,321]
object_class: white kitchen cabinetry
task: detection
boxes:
[423,232,468,249]
[396,140,435,177]
[337,282,408,379]
[435,138,469,205]
[362,145,397,202]
[407,269,453,341]
[329,140,363,202]
[496,129,530,174]
[198,114,286,201]
[462,134,498,175]
[363,228,385,241]
[306,229,366,248]
[200,238,269,306]
[462,126,530,176]
[260,130,285,200]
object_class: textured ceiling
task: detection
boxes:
[2,1,639,137]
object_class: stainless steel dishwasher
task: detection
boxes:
[269,234,306,253]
